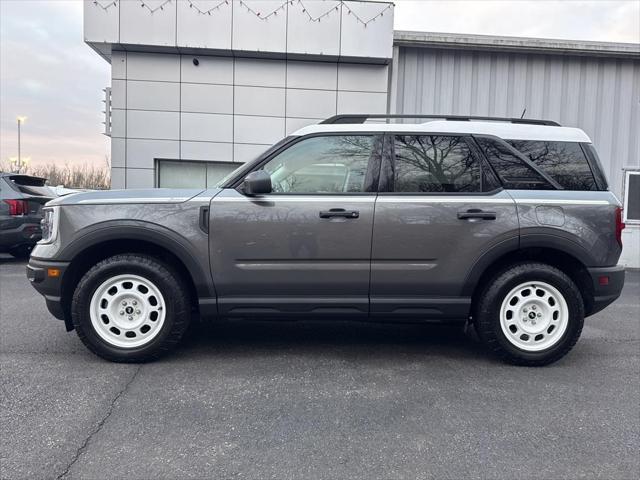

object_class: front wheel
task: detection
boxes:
[474,262,585,366]
[71,254,191,362]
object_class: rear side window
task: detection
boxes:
[476,137,552,190]
[392,135,481,192]
[506,140,597,191]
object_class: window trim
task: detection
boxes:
[230,132,385,196]
[378,133,499,196]
[623,169,640,224]
[580,143,609,191]
[466,136,503,192]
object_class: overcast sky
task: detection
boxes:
[1,0,639,168]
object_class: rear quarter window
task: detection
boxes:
[506,140,597,191]
[475,137,553,190]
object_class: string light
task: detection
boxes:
[139,0,172,14]
[94,0,392,26]
[92,0,117,10]
[296,0,341,23]
[187,0,229,15]
[341,2,392,26]
[238,0,287,20]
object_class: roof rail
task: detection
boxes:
[320,114,561,127]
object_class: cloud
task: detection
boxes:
[1,0,110,167]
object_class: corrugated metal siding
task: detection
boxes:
[392,47,640,197]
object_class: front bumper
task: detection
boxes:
[586,265,625,316]
[27,258,70,325]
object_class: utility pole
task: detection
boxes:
[16,116,27,173]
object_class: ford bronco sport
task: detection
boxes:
[27,115,626,365]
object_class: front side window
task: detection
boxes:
[262,135,379,194]
[506,140,597,191]
[392,135,481,193]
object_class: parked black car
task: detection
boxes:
[0,173,55,258]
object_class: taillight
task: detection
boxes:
[3,199,29,216]
[615,207,625,247]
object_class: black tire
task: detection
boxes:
[474,262,584,366]
[71,254,190,363]
[8,244,33,259]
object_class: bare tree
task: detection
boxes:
[0,158,111,190]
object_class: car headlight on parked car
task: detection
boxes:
[40,207,59,244]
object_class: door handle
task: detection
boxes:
[457,209,497,220]
[319,208,360,219]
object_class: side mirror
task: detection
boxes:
[243,170,272,196]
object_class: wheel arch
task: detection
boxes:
[58,223,214,325]
[464,242,596,316]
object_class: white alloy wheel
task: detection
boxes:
[89,274,166,348]
[499,281,569,352]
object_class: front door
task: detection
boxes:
[210,134,383,317]
[370,134,519,319]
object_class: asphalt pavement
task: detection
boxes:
[1,255,639,480]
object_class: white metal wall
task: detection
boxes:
[109,51,388,188]
[392,47,640,199]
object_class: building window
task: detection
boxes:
[392,135,481,193]
[624,170,640,223]
[157,160,238,188]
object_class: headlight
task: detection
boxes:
[40,207,59,244]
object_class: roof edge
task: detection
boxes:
[291,120,592,143]
[393,30,640,58]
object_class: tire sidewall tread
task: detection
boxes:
[474,262,585,366]
[71,254,190,363]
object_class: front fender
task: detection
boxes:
[56,220,215,298]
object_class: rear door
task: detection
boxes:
[209,134,383,317]
[370,134,519,319]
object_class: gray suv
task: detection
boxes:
[27,115,626,365]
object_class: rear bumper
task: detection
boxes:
[586,265,625,316]
[26,258,70,324]
[0,222,41,251]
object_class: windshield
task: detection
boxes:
[215,163,248,188]
[216,136,295,188]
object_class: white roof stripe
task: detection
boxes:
[291,120,592,143]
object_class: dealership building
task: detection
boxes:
[84,0,639,266]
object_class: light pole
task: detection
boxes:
[16,116,27,172]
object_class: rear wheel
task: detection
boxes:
[474,262,584,366]
[71,254,190,362]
